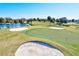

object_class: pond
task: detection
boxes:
[0,23,31,29]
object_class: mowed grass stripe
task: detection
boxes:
[24,28,79,55]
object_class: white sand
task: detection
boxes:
[9,27,28,31]
[15,42,64,56]
[49,27,64,30]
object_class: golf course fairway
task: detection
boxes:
[24,28,79,56]
[0,26,79,56]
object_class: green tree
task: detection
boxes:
[50,18,55,24]
[47,16,52,25]
[20,18,26,23]
[57,17,68,25]
[0,17,4,23]
[33,18,36,21]
[5,17,12,24]
[27,18,33,25]
[56,19,61,25]
[72,19,75,22]
[37,18,41,22]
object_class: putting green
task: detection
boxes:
[24,28,79,56]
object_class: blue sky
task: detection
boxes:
[0,3,79,19]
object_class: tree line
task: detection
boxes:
[0,16,75,25]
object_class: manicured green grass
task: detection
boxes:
[24,28,79,55]
[0,22,79,56]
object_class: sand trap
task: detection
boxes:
[15,42,64,56]
[49,27,64,30]
[9,27,28,31]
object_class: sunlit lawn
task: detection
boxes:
[0,22,79,56]
[0,29,30,56]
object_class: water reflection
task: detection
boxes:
[0,23,30,29]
